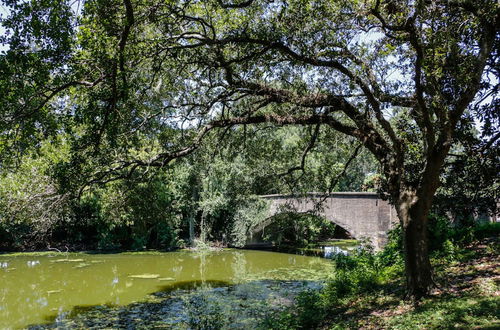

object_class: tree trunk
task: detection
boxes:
[397,191,434,299]
[391,140,451,298]
[188,214,195,245]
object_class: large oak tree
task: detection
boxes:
[1,0,498,298]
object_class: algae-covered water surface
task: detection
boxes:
[0,249,334,329]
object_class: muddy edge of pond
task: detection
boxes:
[0,239,358,257]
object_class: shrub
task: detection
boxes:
[471,222,500,240]
[260,246,398,329]
[323,249,390,304]
[295,290,326,329]
[259,311,298,330]
[378,225,403,265]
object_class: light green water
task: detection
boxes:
[0,249,334,329]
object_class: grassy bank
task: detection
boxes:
[264,236,499,329]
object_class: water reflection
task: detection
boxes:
[27,260,40,267]
[323,246,349,258]
[0,250,334,329]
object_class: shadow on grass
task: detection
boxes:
[387,295,499,329]
[326,241,499,329]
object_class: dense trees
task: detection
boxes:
[0,123,370,249]
[1,0,499,298]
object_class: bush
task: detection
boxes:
[428,214,454,252]
[0,222,33,250]
[295,290,326,329]
[260,246,398,329]
[471,222,500,240]
[428,214,499,258]
[259,291,323,330]
[378,225,403,265]
[323,249,393,304]
[384,215,498,261]
[259,311,298,330]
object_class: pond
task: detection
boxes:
[0,249,336,329]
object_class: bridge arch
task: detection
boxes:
[254,211,356,243]
[256,192,397,250]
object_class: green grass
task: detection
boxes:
[389,296,500,329]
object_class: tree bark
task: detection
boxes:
[397,193,434,299]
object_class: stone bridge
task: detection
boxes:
[255,192,397,250]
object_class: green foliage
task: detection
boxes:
[325,247,397,301]
[230,197,269,247]
[0,1,497,305]
[261,244,402,329]
[0,137,71,249]
[263,232,499,329]
[262,213,337,247]
[472,222,500,240]
[361,173,382,192]
[0,222,32,250]
[378,225,404,266]
[0,0,76,163]
[434,132,499,223]
[293,290,327,329]
[427,214,500,259]
[261,290,325,330]
[260,221,498,329]
[0,125,376,254]
[79,172,188,250]
[0,142,186,250]
[259,310,298,330]
[376,215,500,265]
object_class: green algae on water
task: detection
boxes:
[0,249,334,329]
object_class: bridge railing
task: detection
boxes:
[259,192,380,199]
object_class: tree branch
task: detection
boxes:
[278,123,321,177]
[119,0,135,78]
[316,143,363,205]
[217,0,254,9]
